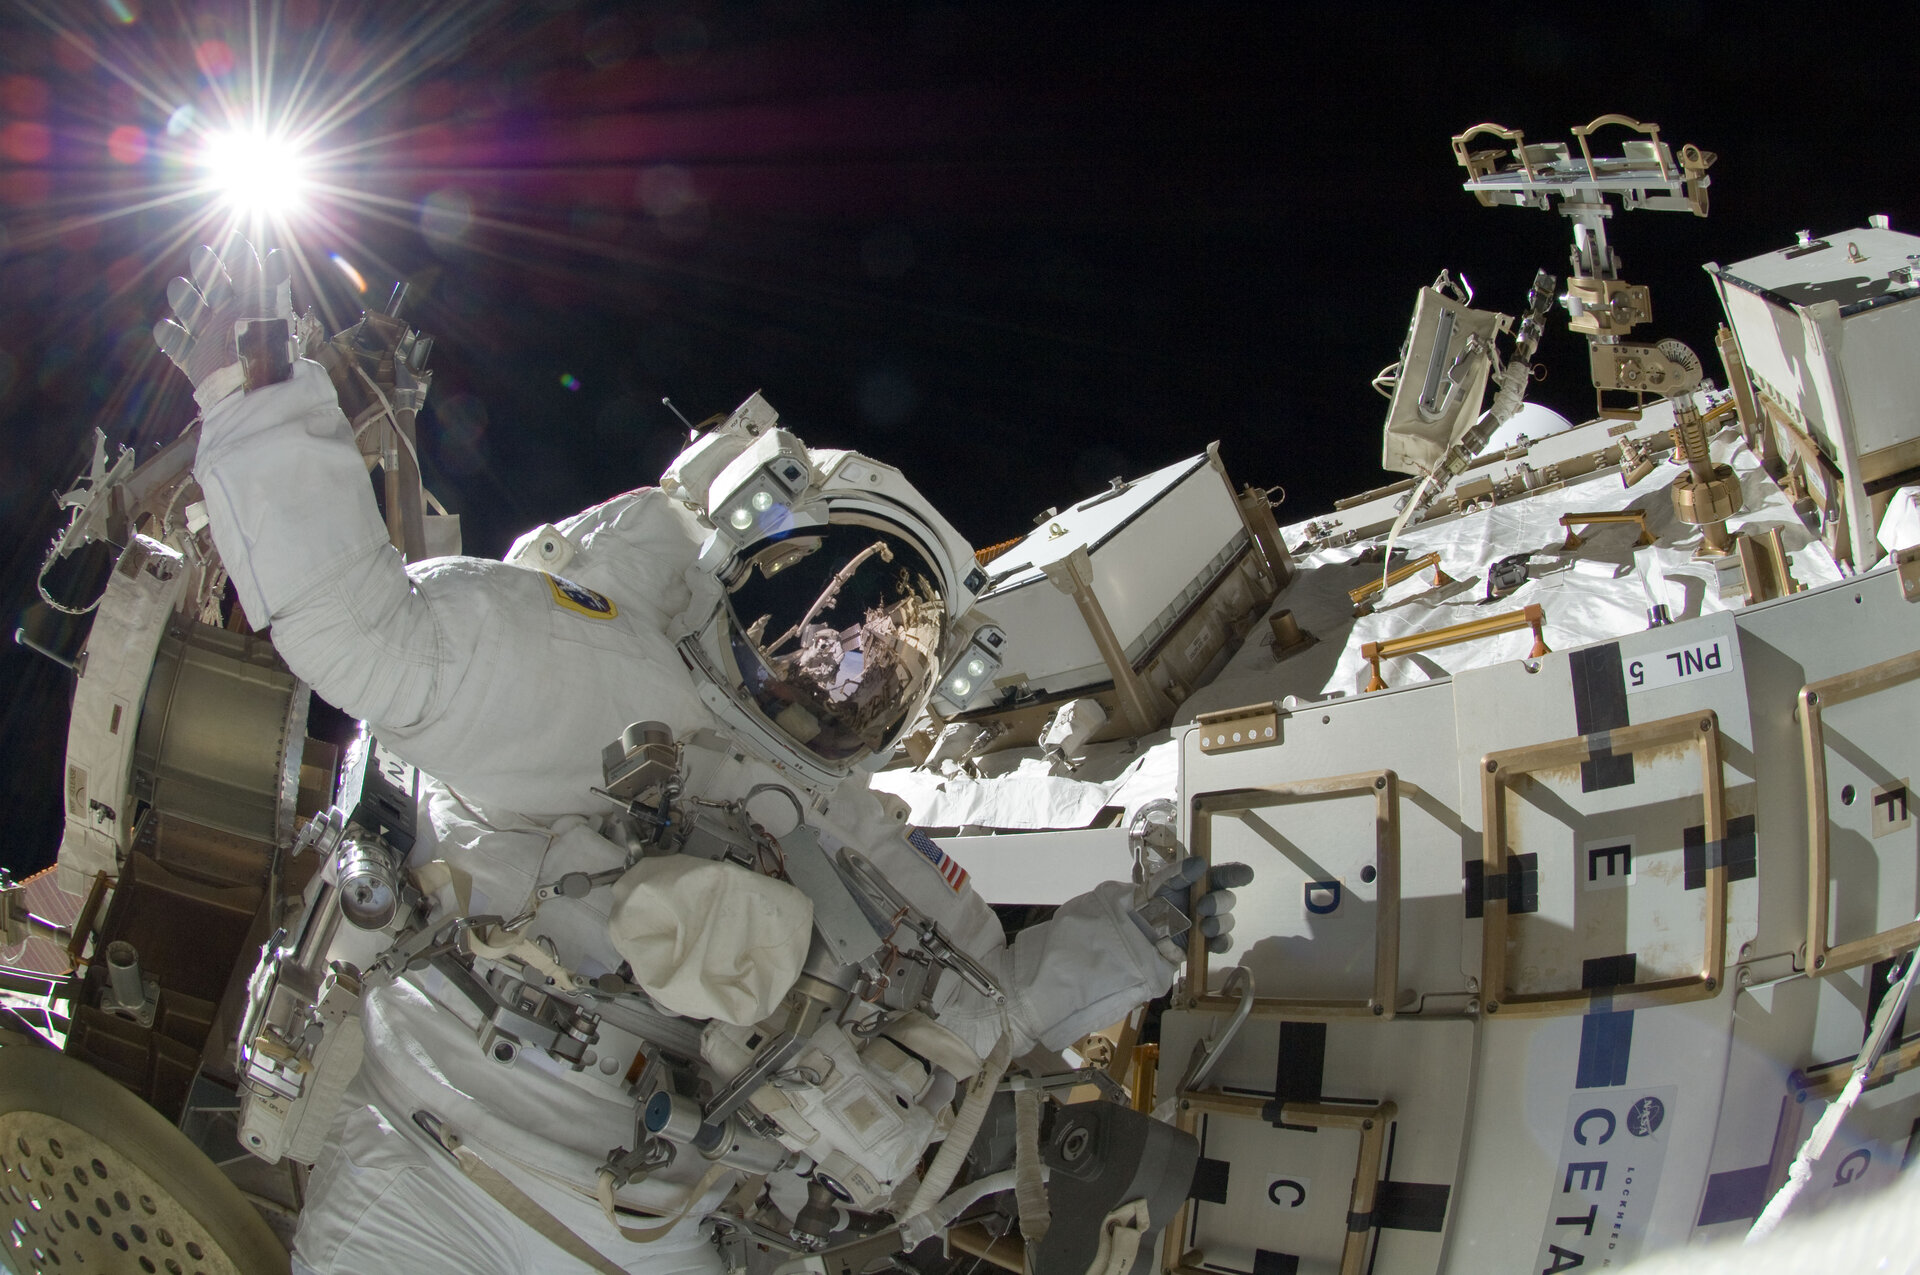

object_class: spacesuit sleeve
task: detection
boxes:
[192,359,450,732]
[996,878,1178,1055]
[834,788,1176,1059]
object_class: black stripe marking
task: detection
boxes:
[1270,1021,1326,1132]
[1697,1165,1771,1225]
[1508,853,1538,914]
[1570,644,1635,792]
[1583,953,1639,990]
[1251,1251,1299,1275]
[1462,853,1538,918]
[1189,1157,1231,1204]
[1463,859,1486,917]
[1684,814,1757,889]
[1374,1180,1451,1232]
[1576,1011,1634,1088]
[1274,1020,1325,1096]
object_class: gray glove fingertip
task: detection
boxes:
[166,277,208,330]
[152,319,191,367]
[191,247,235,311]
[1193,888,1235,918]
[261,246,291,288]
[1212,862,1255,889]
[261,249,294,317]
[188,243,223,287]
[219,232,259,274]
[225,237,268,307]
[1206,934,1233,955]
[1199,913,1236,939]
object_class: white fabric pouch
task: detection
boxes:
[607,856,813,1026]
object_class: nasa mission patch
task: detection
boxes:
[545,573,619,619]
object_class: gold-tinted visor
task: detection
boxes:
[723,521,946,764]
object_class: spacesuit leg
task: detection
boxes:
[294,1081,721,1275]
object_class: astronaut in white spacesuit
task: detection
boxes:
[155,239,1246,1275]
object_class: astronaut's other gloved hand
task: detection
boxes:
[152,235,294,413]
[1134,857,1254,961]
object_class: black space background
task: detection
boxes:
[0,1,1915,877]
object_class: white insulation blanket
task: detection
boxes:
[876,422,1840,832]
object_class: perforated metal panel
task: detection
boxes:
[0,1111,242,1274]
[0,1041,286,1275]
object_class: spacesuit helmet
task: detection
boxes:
[664,395,991,779]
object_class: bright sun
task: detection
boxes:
[200,129,309,216]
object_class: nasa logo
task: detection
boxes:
[1626,1096,1665,1137]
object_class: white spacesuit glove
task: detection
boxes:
[152,235,295,413]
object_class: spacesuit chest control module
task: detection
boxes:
[165,237,1240,1275]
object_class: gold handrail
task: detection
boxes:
[1348,551,1451,607]
[1570,113,1672,183]
[1451,122,1532,182]
[1792,1036,1920,1101]
[1361,604,1549,692]
[1187,772,1401,1020]
[1479,710,1726,1017]
[1169,1089,1395,1275]
[1800,648,1920,975]
[1559,509,1655,549]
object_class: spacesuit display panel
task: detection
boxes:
[162,235,1211,1274]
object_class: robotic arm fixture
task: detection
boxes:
[1451,114,1715,417]
[1377,117,1731,533]
[1451,114,1743,552]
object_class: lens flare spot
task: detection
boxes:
[558,373,582,392]
[105,126,146,164]
[419,188,474,248]
[0,123,51,164]
[636,165,694,218]
[329,253,367,294]
[200,130,307,213]
[194,40,234,78]
[434,393,488,476]
[164,105,195,137]
[100,0,140,24]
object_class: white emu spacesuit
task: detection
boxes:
[158,241,1236,1275]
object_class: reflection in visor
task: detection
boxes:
[727,528,945,763]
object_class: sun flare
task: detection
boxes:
[200,129,309,216]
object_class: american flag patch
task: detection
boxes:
[907,829,969,893]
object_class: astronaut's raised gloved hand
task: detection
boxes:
[1136,856,1254,960]
[152,236,294,412]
